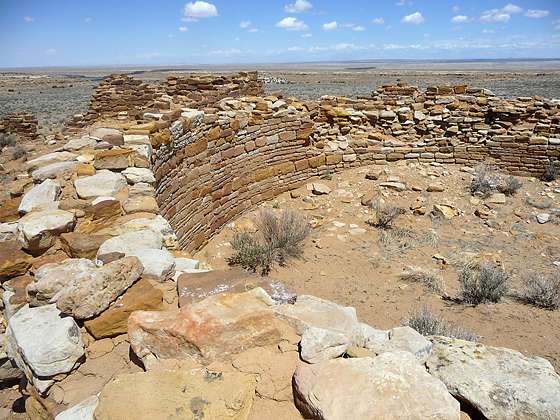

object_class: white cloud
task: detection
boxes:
[322,21,338,30]
[284,0,312,13]
[240,20,251,29]
[481,4,522,23]
[84,17,93,23]
[452,5,460,13]
[44,48,57,55]
[302,33,312,38]
[482,29,495,34]
[525,9,549,19]
[23,16,34,23]
[352,25,366,32]
[179,26,188,32]
[396,0,412,6]
[451,15,470,23]
[248,28,259,33]
[276,17,308,31]
[372,17,385,25]
[402,12,424,24]
[183,1,218,20]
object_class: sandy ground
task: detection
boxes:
[196,161,560,371]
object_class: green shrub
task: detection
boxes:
[228,209,310,275]
[522,274,560,310]
[458,262,508,304]
[542,161,559,182]
[406,306,478,341]
[11,145,26,160]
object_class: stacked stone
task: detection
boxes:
[0,112,39,140]
[165,71,263,108]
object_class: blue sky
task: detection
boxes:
[0,0,558,67]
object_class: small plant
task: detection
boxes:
[228,209,311,275]
[470,163,499,198]
[367,199,404,230]
[320,168,333,180]
[11,145,27,160]
[458,262,509,305]
[542,160,559,182]
[522,273,560,310]
[400,267,444,294]
[406,306,478,341]
[498,176,522,196]
[0,133,17,148]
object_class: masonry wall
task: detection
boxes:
[0,112,39,140]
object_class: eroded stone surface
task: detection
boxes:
[17,209,76,254]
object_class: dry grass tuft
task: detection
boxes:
[367,199,404,230]
[406,306,478,341]
[400,267,444,294]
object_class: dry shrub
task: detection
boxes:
[470,163,499,198]
[0,133,17,148]
[498,176,522,196]
[542,160,559,182]
[406,306,478,341]
[522,274,560,310]
[400,267,444,294]
[367,199,404,229]
[458,262,508,305]
[228,209,311,275]
[11,145,27,160]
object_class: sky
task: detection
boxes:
[0,0,558,67]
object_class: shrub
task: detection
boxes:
[0,133,17,148]
[367,199,404,230]
[228,209,311,275]
[470,163,499,198]
[11,145,27,160]
[522,274,560,310]
[458,262,509,304]
[498,176,522,196]
[400,267,444,294]
[542,160,559,182]
[406,306,478,341]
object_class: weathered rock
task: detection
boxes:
[426,336,560,420]
[537,213,550,224]
[18,179,61,214]
[432,204,457,219]
[84,278,163,339]
[364,326,432,363]
[0,222,18,242]
[122,195,159,214]
[300,326,350,364]
[32,161,78,182]
[60,232,112,259]
[6,304,84,393]
[121,167,155,184]
[312,183,331,195]
[27,258,96,306]
[0,241,33,281]
[379,181,407,192]
[2,274,33,318]
[177,268,295,306]
[93,366,256,420]
[17,209,76,254]
[293,351,460,419]
[74,170,127,199]
[127,248,175,281]
[55,256,143,319]
[63,137,97,152]
[129,288,282,365]
[55,395,99,420]
[93,149,132,170]
[26,152,77,172]
[486,192,506,204]
[96,229,163,262]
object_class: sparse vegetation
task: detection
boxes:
[522,273,560,310]
[498,176,522,196]
[542,160,559,182]
[400,267,444,294]
[367,199,404,229]
[0,133,17,149]
[320,168,333,180]
[406,306,478,341]
[11,145,27,160]
[470,163,499,198]
[228,209,311,275]
[458,262,509,305]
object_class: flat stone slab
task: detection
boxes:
[74,170,127,199]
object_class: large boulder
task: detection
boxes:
[84,278,163,339]
[17,209,76,254]
[93,365,256,420]
[26,258,96,306]
[55,256,144,319]
[59,232,112,259]
[96,229,162,262]
[0,241,33,281]
[6,304,84,394]
[177,268,295,306]
[293,351,460,419]
[426,336,560,419]
[300,326,350,364]
[128,288,282,365]
[74,170,127,199]
[32,161,78,182]
[127,248,175,281]
[365,326,432,363]
[26,151,77,172]
[18,179,61,214]
[121,167,155,184]
[63,136,97,152]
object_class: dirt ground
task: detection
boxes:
[196,161,560,371]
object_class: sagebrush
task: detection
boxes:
[522,274,560,310]
[0,133,17,148]
[406,306,478,341]
[400,267,444,294]
[367,199,404,229]
[228,209,311,275]
[498,176,522,196]
[458,262,508,304]
[470,163,499,198]
[542,160,559,182]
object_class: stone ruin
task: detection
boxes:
[0,112,39,141]
[0,71,559,419]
